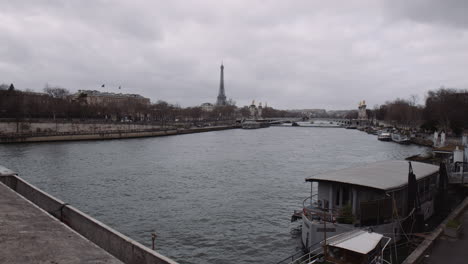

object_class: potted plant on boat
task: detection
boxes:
[336,204,355,224]
[444,219,462,238]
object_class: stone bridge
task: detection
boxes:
[266,117,352,125]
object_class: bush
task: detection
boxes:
[336,204,355,224]
[446,219,461,228]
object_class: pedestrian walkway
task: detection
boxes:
[426,208,468,264]
[0,182,124,264]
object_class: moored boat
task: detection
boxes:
[297,160,440,250]
[284,229,391,264]
[377,131,391,141]
[391,133,411,144]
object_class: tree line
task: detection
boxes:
[3,84,464,133]
[372,88,468,135]
[0,85,301,123]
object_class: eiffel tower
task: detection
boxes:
[216,63,227,106]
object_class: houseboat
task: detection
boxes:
[299,160,439,250]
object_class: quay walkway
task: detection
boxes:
[0,166,177,264]
[402,196,468,264]
[426,208,468,264]
[0,181,123,264]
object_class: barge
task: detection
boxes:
[297,160,440,250]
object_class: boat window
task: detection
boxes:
[343,187,350,205]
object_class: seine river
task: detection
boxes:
[0,127,428,264]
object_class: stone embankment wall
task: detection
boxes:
[0,126,238,143]
[0,120,162,134]
[0,120,240,143]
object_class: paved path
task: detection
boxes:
[426,209,468,264]
[0,182,124,264]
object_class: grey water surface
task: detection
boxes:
[0,127,428,264]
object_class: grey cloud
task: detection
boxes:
[384,0,468,28]
[1,1,468,109]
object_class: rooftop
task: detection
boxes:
[305,160,439,191]
[433,145,463,154]
[76,90,147,98]
[327,230,383,255]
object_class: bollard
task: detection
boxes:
[151,232,157,250]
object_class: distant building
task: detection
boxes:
[293,109,327,118]
[349,100,370,127]
[72,90,151,121]
[327,110,351,118]
[216,63,227,106]
[73,90,150,107]
[248,100,263,119]
[358,100,367,119]
[200,102,214,112]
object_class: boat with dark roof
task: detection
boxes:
[294,160,442,250]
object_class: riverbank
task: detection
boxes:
[0,125,240,143]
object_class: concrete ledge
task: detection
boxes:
[0,173,177,264]
[402,197,468,264]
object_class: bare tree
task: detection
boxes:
[0,83,9,90]
[424,88,468,134]
[43,84,70,98]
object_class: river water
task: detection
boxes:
[0,127,428,264]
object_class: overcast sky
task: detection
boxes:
[1,1,468,109]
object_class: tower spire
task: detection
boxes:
[216,62,227,105]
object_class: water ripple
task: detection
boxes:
[0,128,427,264]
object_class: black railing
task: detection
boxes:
[275,241,323,264]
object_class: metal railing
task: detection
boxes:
[302,194,318,208]
[302,195,341,223]
[288,246,323,264]
[275,241,323,264]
